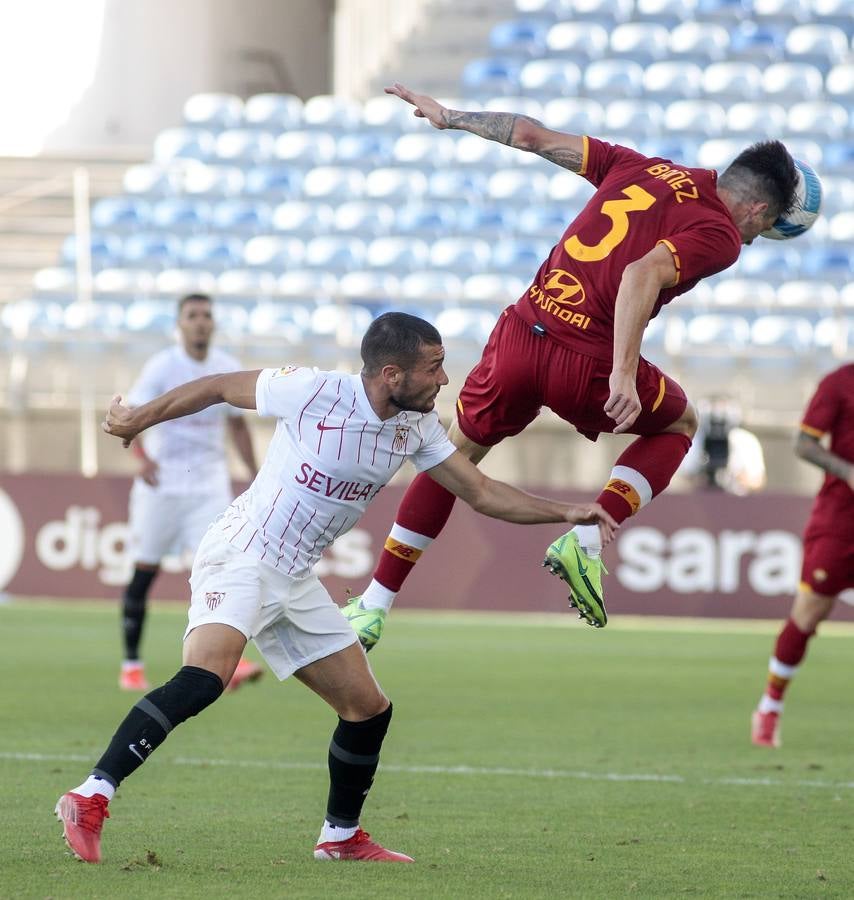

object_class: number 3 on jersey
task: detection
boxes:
[564,184,656,262]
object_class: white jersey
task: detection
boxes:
[128,344,242,495]
[216,366,456,580]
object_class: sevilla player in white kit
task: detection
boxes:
[119,293,259,692]
[56,313,616,865]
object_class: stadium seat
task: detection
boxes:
[544,22,610,63]
[361,95,418,131]
[751,0,810,27]
[702,62,765,101]
[91,196,151,231]
[456,204,516,237]
[242,235,306,269]
[697,139,746,169]
[540,98,605,134]
[63,300,126,335]
[337,270,401,314]
[242,93,303,132]
[736,244,802,283]
[664,101,728,138]
[711,278,776,312]
[154,268,218,297]
[517,204,575,239]
[60,233,122,270]
[153,127,217,164]
[841,283,854,309]
[486,169,549,203]
[727,101,788,138]
[609,23,671,67]
[751,314,813,355]
[825,212,854,244]
[364,167,429,201]
[819,177,854,219]
[728,21,787,64]
[452,133,506,169]
[810,0,852,30]
[519,59,583,96]
[211,198,272,234]
[488,18,550,57]
[392,133,456,168]
[337,131,396,168]
[641,137,704,165]
[271,200,334,236]
[682,313,752,352]
[396,203,458,237]
[641,62,706,103]
[490,238,549,275]
[278,268,338,299]
[217,268,280,301]
[460,57,523,96]
[244,165,303,199]
[800,245,854,286]
[813,315,854,357]
[31,266,76,301]
[248,302,312,344]
[825,63,854,103]
[434,307,500,348]
[122,232,182,270]
[399,270,465,305]
[822,143,854,177]
[429,237,493,276]
[462,273,528,304]
[604,100,665,139]
[762,61,826,102]
[182,234,244,272]
[559,0,634,26]
[776,279,839,311]
[150,197,211,232]
[366,236,430,273]
[215,128,276,165]
[635,0,699,26]
[183,93,243,130]
[303,235,368,272]
[667,22,731,64]
[122,164,174,196]
[694,0,752,25]
[124,299,177,334]
[427,169,489,201]
[787,101,849,141]
[274,130,337,167]
[548,170,595,205]
[583,59,644,99]
[2,299,66,339]
[784,25,849,73]
[177,163,245,197]
[334,200,395,236]
[302,166,365,200]
[301,95,362,130]
[311,302,374,347]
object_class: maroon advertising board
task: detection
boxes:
[0,473,847,620]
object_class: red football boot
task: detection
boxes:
[751,709,782,748]
[55,792,110,863]
[314,828,413,862]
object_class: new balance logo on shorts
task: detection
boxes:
[205,591,225,610]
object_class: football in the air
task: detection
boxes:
[760,158,822,240]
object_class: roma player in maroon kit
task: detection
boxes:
[752,364,854,748]
[344,82,799,641]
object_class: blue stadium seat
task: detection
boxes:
[31,266,76,300]
[785,24,849,73]
[217,268,280,302]
[183,93,243,130]
[361,95,418,132]
[396,203,458,237]
[727,101,788,138]
[278,268,338,299]
[303,235,368,272]
[517,204,574,239]
[842,283,854,309]
[122,233,182,270]
[542,98,605,132]
[302,166,366,200]
[667,21,731,64]
[153,127,217,164]
[702,62,765,101]
[364,167,428,201]
[762,61,825,102]
[243,235,306,270]
[486,169,549,203]
[248,302,312,343]
[2,299,66,340]
[460,58,523,96]
[435,307,500,348]
[800,245,854,286]
[123,164,174,196]
[271,200,334,236]
[392,133,455,168]
[604,100,665,139]
[787,101,850,141]
[827,212,854,243]
[819,177,854,219]
[428,169,489,201]
[244,165,304,199]
[456,205,517,237]
[682,313,751,352]
[519,60,583,96]
[697,138,746,169]
[751,0,810,28]
[558,0,633,26]
[642,62,706,103]
[694,0,752,25]
[548,170,595,205]
[311,303,374,348]
[728,22,786,64]
[711,278,776,312]
[153,268,217,297]
[211,198,272,234]
[124,299,176,334]
[462,273,528,304]
[302,95,362,130]
[334,200,395,236]
[91,196,151,231]
[736,244,802,283]
[825,63,854,103]
[337,131,396,168]
[776,280,839,312]
[62,300,125,335]
[810,0,851,30]
[488,18,550,57]
[664,101,728,138]
[822,143,854,177]
[182,235,244,272]
[60,233,122,270]
[337,270,401,315]
[641,137,703,165]
[178,163,245,197]
[583,59,644,99]
[150,197,211,232]
[430,237,493,276]
[274,130,337,167]
[813,315,854,357]
[399,270,464,305]
[609,23,671,67]
[366,236,430,273]
[215,129,276,165]
[545,22,609,63]
[635,0,699,27]
[242,93,303,132]
[489,238,549,275]
[751,314,813,355]
[452,133,506,169]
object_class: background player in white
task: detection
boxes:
[55,312,616,865]
[120,292,259,691]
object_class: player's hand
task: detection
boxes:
[102,395,139,448]
[563,502,618,546]
[605,371,641,434]
[384,82,450,129]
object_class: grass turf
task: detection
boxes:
[1,600,853,899]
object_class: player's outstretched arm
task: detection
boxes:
[795,431,854,488]
[427,451,618,545]
[103,370,262,447]
[384,81,585,173]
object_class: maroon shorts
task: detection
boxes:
[800,532,854,597]
[455,307,687,446]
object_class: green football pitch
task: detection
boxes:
[2,600,853,899]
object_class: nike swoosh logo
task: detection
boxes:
[573,547,588,576]
[128,744,145,762]
[316,422,343,432]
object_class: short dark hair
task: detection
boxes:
[178,293,212,312]
[718,141,799,220]
[361,312,442,376]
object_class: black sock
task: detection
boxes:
[122,566,158,660]
[92,666,224,787]
[325,704,392,828]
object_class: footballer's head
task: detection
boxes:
[361,312,448,413]
[177,293,214,355]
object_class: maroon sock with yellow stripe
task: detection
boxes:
[371,472,458,593]
[597,433,692,524]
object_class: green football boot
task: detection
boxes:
[542,531,609,628]
[342,596,386,651]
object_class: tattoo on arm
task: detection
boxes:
[536,146,584,172]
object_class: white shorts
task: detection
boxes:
[185,526,358,680]
[129,481,231,565]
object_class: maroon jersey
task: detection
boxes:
[514,137,742,359]
[801,364,854,539]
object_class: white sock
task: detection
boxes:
[318,820,358,843]
[571,524,602,557]
[121,660,144,671]
[758,695,784,714]
[359,580,397,612]
[72,775,115,801]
